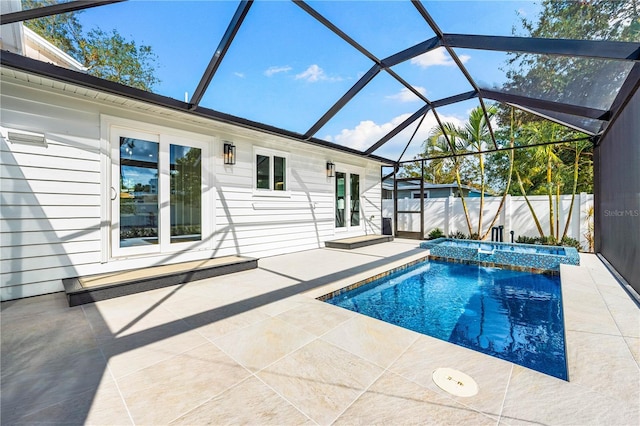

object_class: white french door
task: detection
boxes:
[335,169,362,232]
[110,126,210,258]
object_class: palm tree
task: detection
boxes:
[561,138,592,240]
[480,107,516,240]
[519,122,567,240]
[425,123,474,236]
[426,106,497,239]
[454,106,497,236]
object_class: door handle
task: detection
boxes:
[110,187,117,200]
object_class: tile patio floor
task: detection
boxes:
[1,239,638,425]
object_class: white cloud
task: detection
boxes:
[386,86,426,103]
[295,64,325,82]
[411,48,470,68]
[264,66,292,77]
[234,72,245,78]
[295,64,342,83]
[325,112,465,159]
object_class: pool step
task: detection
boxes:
[62,256,258,306]
[325,235,393,250]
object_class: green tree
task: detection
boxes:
[22,0,159,91]
[425,123,474,236]
[505,0,638,115]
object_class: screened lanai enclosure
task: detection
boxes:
[1,1,639,297]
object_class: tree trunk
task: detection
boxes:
[481,137,514,240]
[562,144,581,240]
[477,154,485,237]
[455,160,473,236]
[516,170,545,237]
[547,155,555,238]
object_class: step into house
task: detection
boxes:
[324,235,393,250]
[62,256,258,306]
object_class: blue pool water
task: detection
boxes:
[325,260,567,380]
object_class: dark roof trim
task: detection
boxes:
[398,136,592,164]
[479,88,610,120]
[505,104,598,136]
[382,36,441,68]
[365,104,432,155]
[443,34,640,61]
[598,62,640,144]
[304,64,381,139]
[412,0,499,150]
[0,50,393,165]
[294,0,380,65]
[0,0,125,25]
[364,90,477,156]
[189,0,252,109]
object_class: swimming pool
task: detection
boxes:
[420,238,580,273]
[322,260,568,380]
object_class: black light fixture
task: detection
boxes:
[223,142,236,165]
[326,161,335,177]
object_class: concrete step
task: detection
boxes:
[325,235,393,250]
[62,256,258,306]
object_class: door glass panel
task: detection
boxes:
[119,137,158,247]
[336,172,346,228]
[256,154,270,189]
[274,156,286,191]
[350,174,360,226]
[170,144,201,243]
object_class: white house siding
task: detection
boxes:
[0,71,385,300]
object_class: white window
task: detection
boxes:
[254,148,289,193]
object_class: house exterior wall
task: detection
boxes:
[0,74,383,301]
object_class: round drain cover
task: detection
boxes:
[432,368,479,397]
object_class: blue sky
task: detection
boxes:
[78,1,543,160]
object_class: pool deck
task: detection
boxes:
[2,239,638,425]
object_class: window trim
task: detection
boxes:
[103,115,213,260]
[253,147,291,197]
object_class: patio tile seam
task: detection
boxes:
[314,306,504,422]
[105,339,224,381]
[99,346,136,426]
[327,364,390,425]
[248,372,321,426]
[208,323,318,375]
[329,331,422,424]
[496,364,514,426]
[390,364,504,422]
[588,270,639,340]
[162,374,315,426]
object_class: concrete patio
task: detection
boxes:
[1,239,638,425]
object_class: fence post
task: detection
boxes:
[445,195,454,236]
[505,194,512,241]
[579,192,587,250]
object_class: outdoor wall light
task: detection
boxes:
[326,161,335,178]
[7,130,47,147]
[223,142,236,165]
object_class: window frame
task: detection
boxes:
[105,117,213,260]
[253,147,290,196]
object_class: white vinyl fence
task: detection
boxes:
[382,193,594,251]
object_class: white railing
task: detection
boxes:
[382,193,594,250]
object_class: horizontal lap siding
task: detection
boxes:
[1,77,384,300]
[212,146,340,258]
[1,82,103,299]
